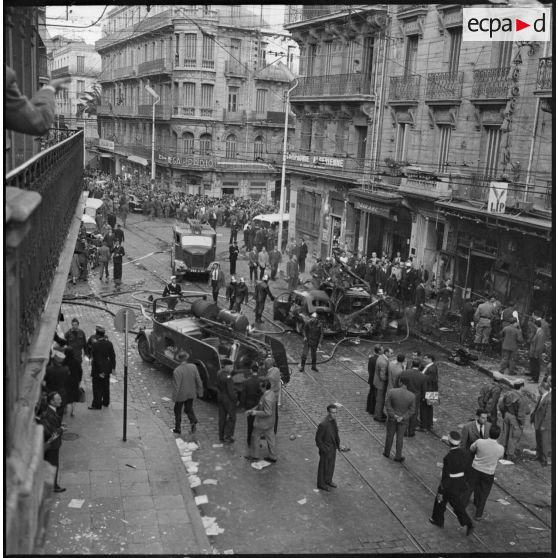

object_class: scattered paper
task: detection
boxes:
[125,464,136,469]
[441,436,448,442]
[202,516,217,528]
[188,475,201,488]
[110,378,118,383]
[203,479,218,485]
[161,397,171,402]
[206,524,225,536]
[498,459,515,465]
[121,519,129,524]
[528,527,545,531]
[251,460,271,470]
[312,489,319,493]
[523,449,537,456]
[436,462,443,468]
[195,495,209,505]
[212,444,224,448]
[223,550,234,555]
[68,499,85,509]
[297,498,307,505]
[497,498,510,506]
[187,465,198,474]
[215,466,223,471]
[59,518,71,525]
[185,442,199,451]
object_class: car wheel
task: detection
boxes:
[196,362,213,400]
[138,335,155,363]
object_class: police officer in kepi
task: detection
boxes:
[87,325,116,410]
[163,275,182,309]
[300,312,324,373]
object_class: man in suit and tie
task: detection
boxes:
[373,348,393,422]
[530,381,552,466]
[418,354,438,431]
[528,319,546,383]
[414,280,426,324]
[366,346,382,414]
[383,383,416,463]
[399,359,426,437]
[460,409,489,466]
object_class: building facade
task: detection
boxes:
[47,36,101,164]
[285,4,552,316]
[95,5,296,201]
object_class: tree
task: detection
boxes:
[76,84,101,118]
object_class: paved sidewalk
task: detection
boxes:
[37,318,211,554]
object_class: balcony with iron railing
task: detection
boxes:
[471,67,510,102]
[425,72,463,103]
[222,109,246,123]
[535,57,552,96]
[285,5,351,25]
[173,106,196,117]
[286,150,367,183]
[388,75,421,103]
[224,60,249,76]
[138,57,173,76]
[51,65,70,78]
[397,5,429,18]
[292,73,374,99]
[97,103,138,117]
[399,173,452,199]
[114,65,136,79]
[138,103,172,119]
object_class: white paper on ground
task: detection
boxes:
[110,377,118,383]
[251,460,271,470]
[161,397,171,402]
[185,442,199,451]
[497,498,510,505]
[297,498,307,505]
[195,495,209,505]
[215,465,223,471]
[206,524,225,536]
[498,459,515,465]
[188,475,201,488]
[528,527,545,531]
[203,479,218,485]
[223,550,234,554]
[212,444,224,448]
[201,516,216,528]
[68,499,85,509]
[187,465,199,474]
[436,462,443,468]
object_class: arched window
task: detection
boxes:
[200,133,212,155]
[182,132,194,154]
[254,135,264,160]
[225,134,237,159]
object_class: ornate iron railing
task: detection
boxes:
[426,72,463,100]
[51,65,70,78]
[536,57,552,92]
[138,104,172,119]
[285,5,346,24]
[138,57,172,75]
[5,131,84,354]
[388,75,421,101]
[224,60,249,76]
[471,67,510,99]
[397,5,428,15]
[292,73,374,97]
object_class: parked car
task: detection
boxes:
[171,221,216,279]
[127,194,144,213]
[273,287,405,337]
[136,294,290,398]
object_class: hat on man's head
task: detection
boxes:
[52,348,65,361]
[448,431,461,446]
[95,325,106,334]
[171,275,177,280]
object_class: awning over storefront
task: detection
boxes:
[128,155,149,166]
[99,153,114,158]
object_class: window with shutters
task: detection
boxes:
[228,87,238,112]
[184,34,197,67]
[404,35,418,76]
[254,136,264,160]
[296,190,322,236]
[482,127,502,178]
[230,38,241,61]
[183,82,195,109]
[301,119,313,151]
[76,80,85,98]
[200,84,213,116]
[182,132,194,154]
[437,125,452,172]
[448,28,462,74]
[202,35,214,68]
[225,134,237,159]
[76,56,85,73]
[256,89,267,113]
[200,134,212,155]
[314,120,325,152]
[335,119,348,154]
[395,123,408,161]
[324,41,333,75]
[496,41,513,68]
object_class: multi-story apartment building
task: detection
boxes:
[95,5,296,201]
[285,4,552,316]
[48,36,101,163]
[6,7,86,553]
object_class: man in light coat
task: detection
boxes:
[528,319,546,383]
[530,381,552,466]
[245,380,277,462]
[500,321,523,375]
[383,383,416,462]
[373,348,393,422]
[172,351,204,434]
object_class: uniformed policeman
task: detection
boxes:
[300,312,324,372]
[474,298,497,351]
[163,276,182,309]
[430,430,474,536]
[88,326,116,410]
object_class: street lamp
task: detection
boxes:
[144,85,160,187]
[277,79,298,254]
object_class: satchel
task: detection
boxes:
[78,387,86,403]
[425,391,440,406]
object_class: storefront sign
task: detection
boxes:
[355,201,391,219]
[487,181,508,213]
[157,153,215,169]
[287,153,344,169]
[99,138,114,151]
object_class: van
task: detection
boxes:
[252,213,289,249]
[171,221,217,279]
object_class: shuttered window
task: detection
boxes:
[483,127,502,178]
[437,125,452,172]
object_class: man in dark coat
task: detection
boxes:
[366,346,382,414]
[171,351,204,434]
[114,224,125,244]
[44,350,70,418]
[430,430,474,535]
[315,404,347,490]
[460,299,475,344]
[460,409,489,467]
[530,381,552,466]
[414,280,426,323]
[226,277,238,311]
[268,246,282,281]
[398,359,426,437]
[383,383,415,462]
[208,262,226,304]
[373,348,393,422]
[163,276,182,310]
[254,275,275,323]
[500,321,523,375]
[88,326,116,409]
[233,277,249,312]
[418,354,438,431]
[298,237,308,273]
[40,391,67,492]
[216,360,237,443]
[229,241,239,275]
[112,240,125,286]
[241,364,262,446]
[300,312,323,372]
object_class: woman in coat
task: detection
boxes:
[63,347,83,416]
[258,247,270,280]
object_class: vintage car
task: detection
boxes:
[171,221,217,279]
[273,287,404,337]
[136,294,290,398]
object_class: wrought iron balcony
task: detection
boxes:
[399,176,451,199]
[138,57,173,76]
[388,75,421,102]
[425,72,463,102]
[173,106,196,117]
[97,103,138,117]
[114,66,136,79]
[292,73,374,98]
[222,109,246,123]
[535,57,551,95]
[397,5,428,17]
[286,151,367,183]
[5,130,84,359]
[471,67,510,101]
[285,5,346,25]
[224,60,249,76]
[51,65,70,78]
[138,104,172,119]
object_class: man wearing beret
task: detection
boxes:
[430,430,474,535]
[88,326,116,409]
